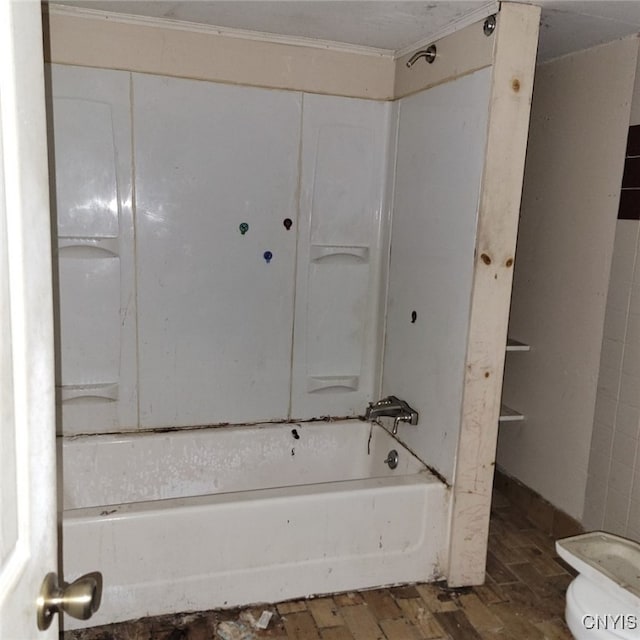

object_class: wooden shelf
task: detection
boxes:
[499,404,524,422]
[502,339,529,424]
[506,338,530,352]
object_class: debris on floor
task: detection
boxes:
[215,620,254,640]
[255,610,273,630]
[239,609,273,630]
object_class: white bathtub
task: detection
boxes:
[61,419,450,629]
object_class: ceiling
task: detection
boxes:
[52,1,640,62]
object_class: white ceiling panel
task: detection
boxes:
[53,1,492,51]
[50,1,640,61]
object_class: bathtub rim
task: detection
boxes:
[63,469,445,521]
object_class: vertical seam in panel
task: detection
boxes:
[378,101,401,400]
[130,72,141,430]
[288,92,304,420]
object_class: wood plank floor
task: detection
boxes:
[63,491,576,640]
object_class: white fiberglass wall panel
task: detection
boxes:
[134,74,301,427]
[382,68,492,483]
[291,94,394,419]
[49,64,137,434]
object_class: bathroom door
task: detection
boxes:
[0,0,58,637]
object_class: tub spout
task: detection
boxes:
[365,396,418,434]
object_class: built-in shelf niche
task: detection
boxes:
[499,337,529,424]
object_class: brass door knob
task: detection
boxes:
[37,571,103,630]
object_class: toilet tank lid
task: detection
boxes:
[556,532,640,606]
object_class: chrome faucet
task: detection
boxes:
[365,396,419,435]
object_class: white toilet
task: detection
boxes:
[556,532,640,639]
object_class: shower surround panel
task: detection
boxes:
[51,65,392,433]
[51,66,137,434]
[133,74,302,427]
[382,69,492,483]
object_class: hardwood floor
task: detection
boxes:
[63,490,576,639]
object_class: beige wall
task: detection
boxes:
[44,4,495,102]
[497,37,638,520]
[583,52,640,540]
[44,6,396,100]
